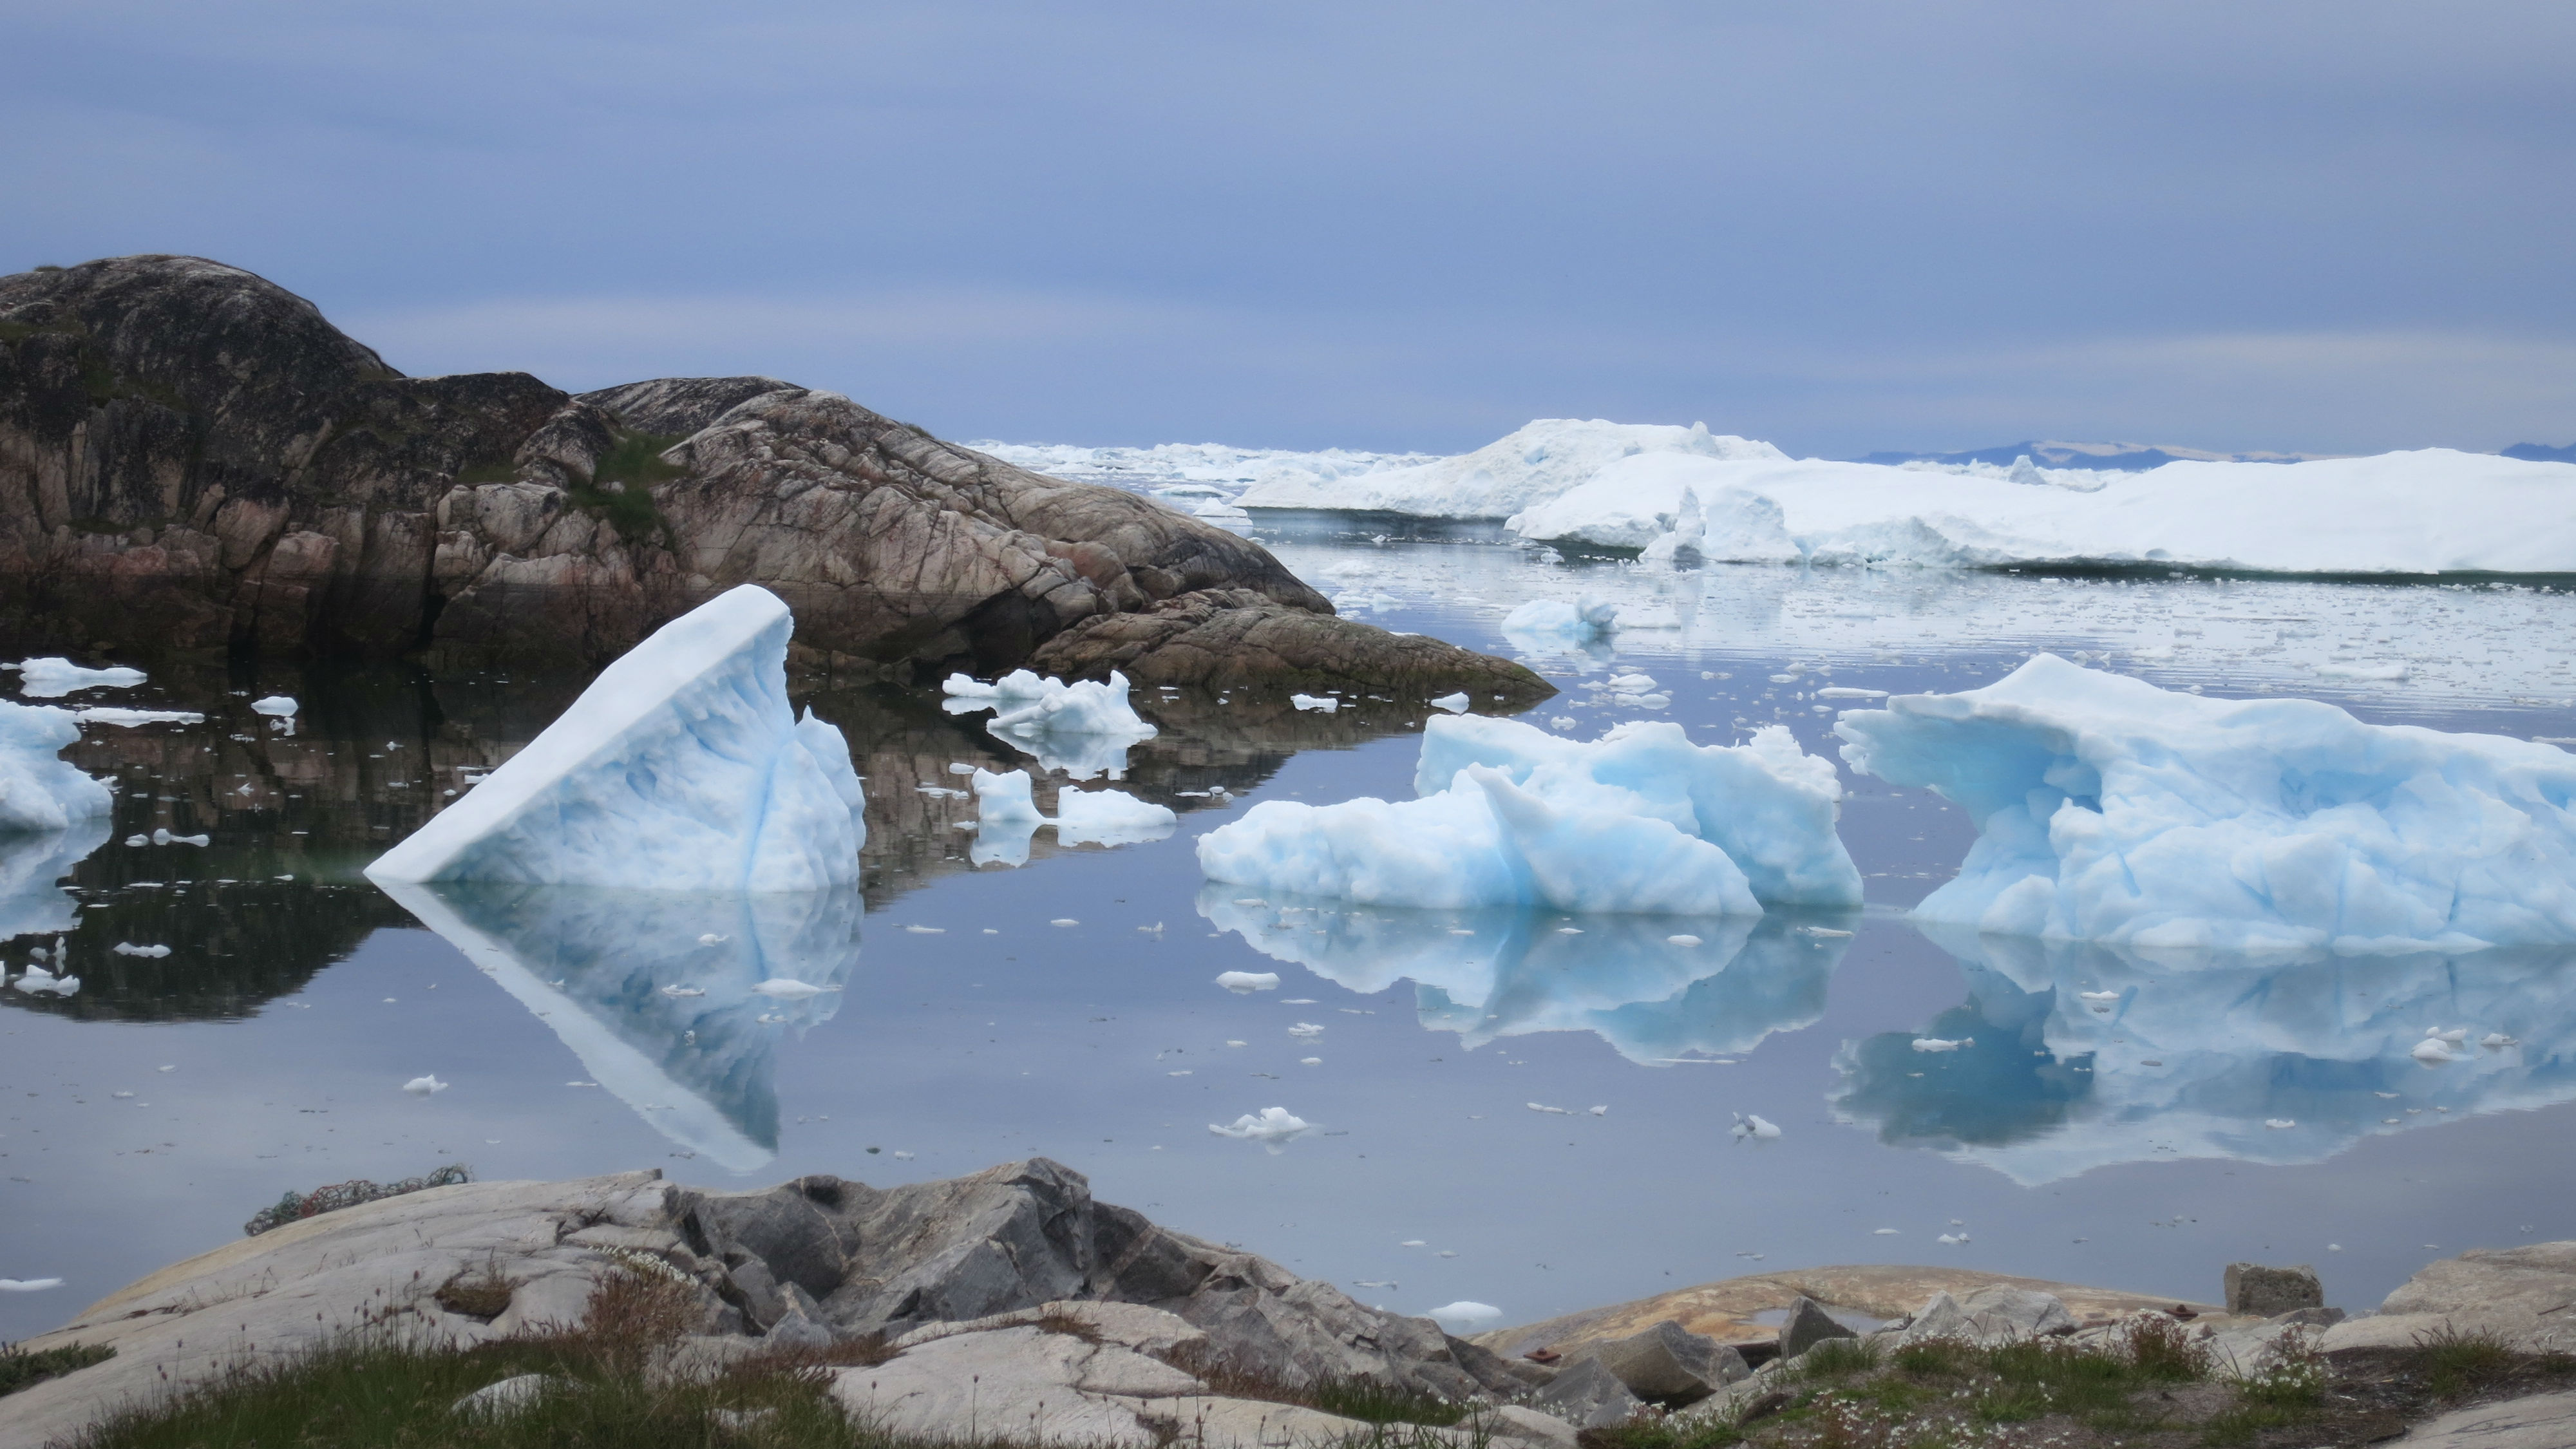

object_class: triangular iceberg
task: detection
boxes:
[366,585,867,891]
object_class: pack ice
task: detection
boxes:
[1835,654,2576,952]
[1197,715,1861,914]
[1506,447,2576,574]
[0,701,114,834]
[964,767,1176,867]
[942,669,1157,779]
[366,585,867,892]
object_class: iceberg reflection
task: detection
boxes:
[1833,925,2576,1184]
[1197,886,1854,1063]
[0,817,109,942]
[377,882,861,1174]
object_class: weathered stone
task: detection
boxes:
[0,256,1538,699]
[1582,1319,1745,1403]
[2321,1241,2576,1354]
[1029,587,1552,700]
[829,1323,1200,1448]
[1779,1296,1857,1359]
[1528,1355,1644,1429]
[1956,1285,2077,1340]
[2272,1305,2345,1328]
[2394,1388,2576,1448]
[2224,1262,2323,1318]
[1490,1405,1582,1449]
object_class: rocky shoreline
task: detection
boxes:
[0,256,1548,701]
[3,1159,2570,1449]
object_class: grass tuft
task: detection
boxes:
[2412,1323,2518,1399]
[1,1341,114,1399]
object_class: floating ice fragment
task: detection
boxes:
[2078,990,2121,1004]
[151,829,209,847]
[1527,1103,1573,1115]
[1815,687,1888,699]
[1300,1056,1322,1065]
[2264,1119,2297,1130]
[1837,654,2576,950]
[251,696,299,716]
[1503,596,1618,641]
[1291,694,1340,714]
[78,708,203,727]
[1589,1104,1608,1115]
[1731,1112,1781,1140]
[1430,693,1471,713]
[1910,1037,1971,1052]
[2483,1032,2517,1048]
[1051,918,1080,927]
[1400,1240,1427,1247]
[402,1075,448,1095]
[943,669,1156,777]
[1216,971,1281,992]
[904,925,945,934]
[750,979,837,999]
[0,1278,64,1292]
[365,587,866,891]
[1199,715,1859,914]
[1052,788,1177,846]
[1209,1106,1313,1147]
[1667,933,1702,946]
[2409,1037,2463,1065]
[1425,1301,1501,1326]
[1937,1233,1969,1245]
[1288,1023,1325,1038]
[697,933,728,945]
[0,702,114,832]
[110,943,171,958]
[658,985,705,998]
[1873,1228,1900,1235]
[11,659,146,696]
[1795,925,1853,938]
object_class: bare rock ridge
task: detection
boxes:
[0,255,1548,698]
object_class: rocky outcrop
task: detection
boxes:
[0,1159,1535,1449]
[2321,1240,2576,1354]
[0,256,1542,697]
[1030,586,1549,697]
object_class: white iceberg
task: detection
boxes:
[1051,786,1177,846]
[1208,1106,1314,1149]
[250,696,299,717]
[0,702,114,834]
[366,585,867,892]
[1506,446,2576,575]
[1501,594,1619,641]
[966,767,1175,864]
[1235,419,1781,518]
[1836,654,2576,952]
[9,658,146,697]
[942,669,1157,779]
[1199,715,1859,916]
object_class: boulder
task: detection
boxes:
[1895,1286,2075,1346]
[1580,1320,1746,1403]
[0,256,1540,699]
[1528,1356,1643,1429]
[2224,1262,2323,1318]
[1029,587,1550,699]
[2321,1240,2576,1354]
[2393,1388,2576,1449]
[1777,1296,1857,1359]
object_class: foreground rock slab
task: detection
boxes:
[2323,1242,2576,1354]
[2395,1388,2576,1448]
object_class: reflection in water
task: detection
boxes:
[0,819,108,941]
[1198,886,1855,1064]
[376,882,862,1174]
[1835,924,2576,1184]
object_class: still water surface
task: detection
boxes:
[5,536,2575,1340]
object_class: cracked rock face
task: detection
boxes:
[0,256,1540,697]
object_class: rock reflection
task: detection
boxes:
[375,881,862,1174]
[1834,925,2576,1184]
[1198,886,1856,1063]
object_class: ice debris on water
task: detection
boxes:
[1430,692,1470,713]
[366,587,866,891]
[251,696,299,716]
[1198,714,1860,915]
[77,708,204,727]
[1291,694,1340,714]
[1837,653,2576,951]
[1216,971,1280,992]
[942,670,1157,778]
[1732,1112,1781,1140]
[9,658,146,697]
[0,1278,64,1292]
[402,1075,448,1095]
[1502,595,1618,642]
[110,943,171,958]
[1911,1036,1971,1052]
[1425,1301,1502,1326]
[1208,1106,1313,1148]
[967,767,1174,866]
[750,978,836,999]
[6,965,78,996]
[0,701,114,833]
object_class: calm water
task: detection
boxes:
[5,538,2575,1341]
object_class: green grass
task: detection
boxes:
[567,431,686,549]
[1577,1412,1747,1449]
[1793,1336,1884,1379]
[592,430,688,489]
[2414,1324,2517,1399]
[0,1341,114,1399]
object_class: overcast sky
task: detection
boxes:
[5,1,2571,457]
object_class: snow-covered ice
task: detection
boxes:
[1838,654,2576,952]
[1235,419,1781,518]
[963,438,1435,533]
[1052,786,1177,846]
[1502,595,1619,644]
[0,701,114,834]
[967,766,1175,864]
[1504,446,2576,575]
[943,669,1157,779]
[1199,714,1859,915]
[1209,1106,1314,1150]
[366,585,867,892]
[9,658,145,697]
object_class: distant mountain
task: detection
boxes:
[1853,440,2338,471]
[2503,440,2576,464]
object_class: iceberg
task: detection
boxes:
[1052,786,1177,846]
[1197,715,1859,914]
[1835,654,2576,951]
[10,658,146,697]
[966,767,1176,866]
[1506,446,2576,575]
[1200,887,1853,1064]
[942,669,1157,780]
[0,701,114,834]
[1501,594,1619,641]
[1235,419,1782,518]
[366,585,867,892]
[377,880,861,1173]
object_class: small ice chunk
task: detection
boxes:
[2078,990,2121,1003]
[1873,1228,1900,1235]
[1051,918,1080,927]
[77,708,204,727]
[402,1075,448,1095]
[1291,694,1340,714]
[903,925,945,934]
[2410,1037,2462,1065]
[1815,687,1888,699]
[1425,1301,1501,1326]
[1731,1112,1781,1140]
[1430,693,1471,713]
[1288,1023,1325,1038]
[1527,1103,1573,1115]
[1502,595,1618,640]
[11,658,146,697]
[2264,1118,2297,1130]
[1209,1106,1313,1146]
[1910,1037,1971,1052]
[110,942,172,958]
[0,1278,64,1292]
[1051,787,1177,846]
[1216,971,1281,992]
[1667,933,1702,946]
[750,978,837,999]
[251,696,299,716]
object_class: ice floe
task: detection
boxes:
[1236,419,1781,518]
[966,767,1174,866]
[1209,1106,1314,1150]
[1199,714,1858,915]
[1504,446,2576,575]
[8,658,146,697]
[942,670,1157,779]
[1501,595,1620,645]
[366,586,867,892]
[1837,654,2576,952]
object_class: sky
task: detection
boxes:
[3,1,2571,458]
